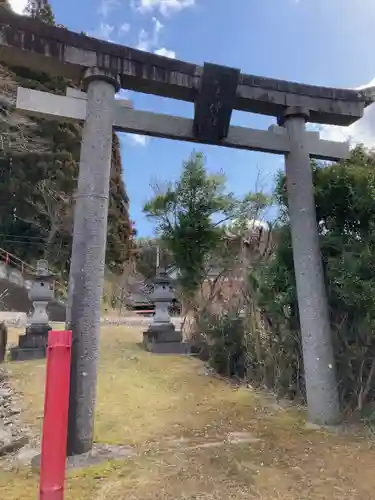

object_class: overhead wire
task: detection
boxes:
[0,239,46,246]
[0,232,47,241]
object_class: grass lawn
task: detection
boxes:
[1,326,375,499]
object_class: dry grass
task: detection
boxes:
[1,326,375,499]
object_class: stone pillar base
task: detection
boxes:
[143,323,190,355]
[143,323,182,344]
[10,324,51,361]
[145,341,191,355]
[10,346,46,361]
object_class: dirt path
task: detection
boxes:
[1,326,375,499]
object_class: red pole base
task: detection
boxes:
[39,330,72,500]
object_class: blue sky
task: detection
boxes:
[9,0,375,236]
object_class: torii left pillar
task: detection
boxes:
[67,68,120,456]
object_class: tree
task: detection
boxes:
[19,179,73,261]
[0,150,76,271]
[106,133,134,273]
[134,237,174,282]
[144,152,235,299]
[144,151,271,304]
[190,202,274,377]
[25,1,55,25]
[0,66,133,280]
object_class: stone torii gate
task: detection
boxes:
[0,8,373,456]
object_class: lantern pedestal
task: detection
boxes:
[11,326,52,361]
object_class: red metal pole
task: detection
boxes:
[39,330,72,500]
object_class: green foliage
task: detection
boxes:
[144,152,237,297]
[197,312,247,378]
[25,1,55,25]
[134,237,174,282]
[37,4,55,24]
[258,146,375,410]
[106,134,133,273]
[189,145,375,414]
[0,150,77,273]
[144,151,276,380]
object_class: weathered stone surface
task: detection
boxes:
[0,7,369,125]
[16,87,350,160]
[31,443,133,471]
[19,330,49,348]
[10,328,49,360]
[0,369,33,461]
[0,436,28,457]
[146,341,190,355]
[0,425,11,444]
[142,269,188,354]
[16,445,39,465]
[144,327,183,344]
[10,261,55,362]
[9,346,46,361]
[0,322,7,363]
[193,63,240,141]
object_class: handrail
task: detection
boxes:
[0,246,37,275]
[0,246,67,299]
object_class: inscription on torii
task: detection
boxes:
[193,63,240,142]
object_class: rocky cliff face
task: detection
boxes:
[0,63,51,153]
[0,62,133,280]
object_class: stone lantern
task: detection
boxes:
[143,268,189,354]
[151,268,174,324]
[10,260,56,361]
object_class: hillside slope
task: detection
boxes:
[0,62,133,284]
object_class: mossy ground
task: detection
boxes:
[1,326,375,499]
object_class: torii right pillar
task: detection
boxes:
[279,106,341,426]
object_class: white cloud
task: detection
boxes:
[95,22,115,41]
[132,0,195,17]
[127,134,149,146]
[97,0,130,43]
[153,16,163,33]
[320,77,375,148]
[8,0,28,14]
[119,22,131,34]
[136,17,163,51]
[136,28,152,51]
[98,0,119,17]
[154,47,176,58]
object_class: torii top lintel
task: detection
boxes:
[0,7,372,128]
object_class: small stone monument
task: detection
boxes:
[10,260,55,361]
[143,268,189,354]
